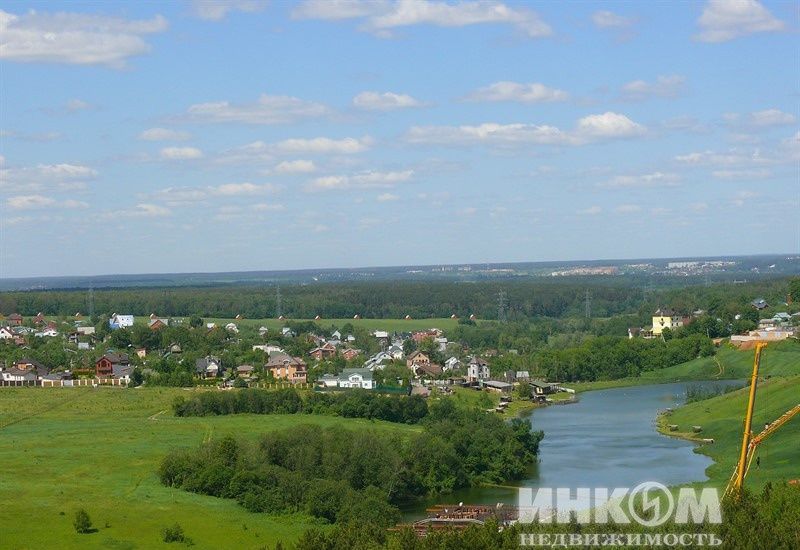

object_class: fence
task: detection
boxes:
[0,378,127,388]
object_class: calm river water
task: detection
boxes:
[402,380,741,519]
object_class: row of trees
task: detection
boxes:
[172,388,430,425]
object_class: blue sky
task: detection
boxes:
[0,0,798,278]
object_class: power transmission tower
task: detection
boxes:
[584,290,591,319]
[275,286,282,318]
[87,286,95,319]
[497,290,507,323]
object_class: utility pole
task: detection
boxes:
[497,290,507,323]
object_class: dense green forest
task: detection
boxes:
[160,400,544,527]
[1,276,795,321]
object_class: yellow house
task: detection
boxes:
[652,308,683,336]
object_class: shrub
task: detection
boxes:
[162,523,191,544]
[73,508,93,534]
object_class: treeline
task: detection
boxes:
[172,388,429,425]
[290,482,800,549]
[482,333,716,382]
[533,334,715,382]
[3,277,793,321]
[160,402,544,528]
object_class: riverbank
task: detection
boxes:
[652,375,800,489]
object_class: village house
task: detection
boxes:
[388,342,404,360]
[406,350,431,369]
[364,351,394,370]
[148,318,168,330]
[267,352,307,384]
[195,356,222,378]
[95,353,131,379]
[236,365,255,379]
[530,380,556,396]
[109,314,135,330]
[467,358,490,382]
[309,342,337,361]
[651,308,685,336]
[7,313,23,326]
[225,322,239,333]
[34,327,59,338]
[340,348,362,361]
[483,380,513,394]
[318,368,375,390]
[1,367,37,382]
[412,328,442,344]
[253,344,284,354]
[0,326,17,340]
[12,358,49,379]
[412,362,443,379]
[444,356,462,371]
[751,298,768,310]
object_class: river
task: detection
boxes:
[402,380,742,520]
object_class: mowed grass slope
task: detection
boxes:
[0,387,420,550]
[659,375,800,489]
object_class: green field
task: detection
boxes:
[658,375,800,490]
[0,387,420,550]
[201,316,461,333]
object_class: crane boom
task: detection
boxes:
[734,342,766,492]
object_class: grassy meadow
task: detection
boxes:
[0,387,420,550]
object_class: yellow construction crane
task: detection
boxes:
[724,342,800,499]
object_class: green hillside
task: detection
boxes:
[660,375,800,489]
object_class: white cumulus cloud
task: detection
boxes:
[749,109,796,127]
[0,9,168,67]
[592,10,634,29]
[353,91,425,111]
[274,160,317,173]
[695,0,785,43]
[139,128,192,141]
[620,75,685,101]
[160,146,204,160]
[308,170,414,191]
[186,94,330,124]
[465,81,568,103]
[190,0,268,21]
[600,172,681,189]
[406,112,645,148]
[293,0,552,38]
